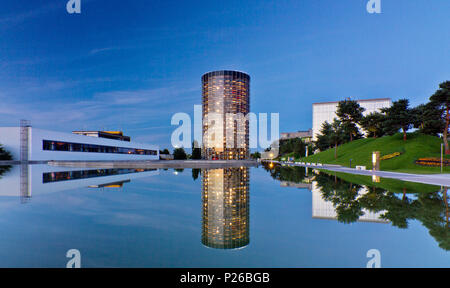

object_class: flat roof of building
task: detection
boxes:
[313,98,391,105]
[202,70,250,80]
[72,130,131,142]
[281,130,312,137]
[72,130,124,134]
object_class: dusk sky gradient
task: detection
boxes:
[1,0,449,150]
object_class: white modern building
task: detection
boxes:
[0,127,159,161]
[312,98,392,141]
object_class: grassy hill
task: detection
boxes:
[299,132,449,174]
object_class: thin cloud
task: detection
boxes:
[0,85,200,138]
[93,86,200,105]
[0,2,60,28]
[89,47,129,55]
[0,0,97,30]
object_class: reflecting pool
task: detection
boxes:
[0,164,448,267]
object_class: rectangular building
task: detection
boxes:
[312,98,392,141]
[280,129,313,143]
[0,127,159,161]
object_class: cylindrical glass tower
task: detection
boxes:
[202,70,250,160]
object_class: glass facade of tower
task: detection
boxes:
[202,70,250,160]
[201,168,250,249]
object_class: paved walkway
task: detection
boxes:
[269,161,450,187]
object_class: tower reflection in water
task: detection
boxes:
[201,167,250,249]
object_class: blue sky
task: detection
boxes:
[0,0,449,150]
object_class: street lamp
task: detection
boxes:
[372,151,380,171]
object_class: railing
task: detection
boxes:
[20,119,31,163]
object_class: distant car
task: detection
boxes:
[212,157,219,160]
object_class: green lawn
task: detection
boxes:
[298,132,449,174]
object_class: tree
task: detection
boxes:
[360,112,386,138]
[336,99,365,142]
[173,147,187,160]
[191,141,202,159]
[279,138,306,158]
[0,145,12,176]
[0,145,12,161]
[314,121,333,151]
[250,151,261,159]
[413,189,450,250]
[412,102,445,137]
[430,81,450,154]
[329,119,345,159]
[381,99,414,141]
[192,168,200,180]
[159,149,170,155]
[315,173,364,224]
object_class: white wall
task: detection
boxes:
[312,99,392,141]
[0,127,159,161]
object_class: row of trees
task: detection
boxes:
[278,138,309,159]
[171,144,202,160]
[315,81,450,155]
[158,143,201,160]
[0,144,12,176]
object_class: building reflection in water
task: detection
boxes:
[0,165,158,203]
[20,164,31,203]
[201,167,250,249]
[311,181,389,223]
[264,163,450,251]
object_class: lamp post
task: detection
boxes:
[442,143,444,174]
[372,151,380,171]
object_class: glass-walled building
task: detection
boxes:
[201,168,250,249]
[0,127,159,161]
[202,70,250,160]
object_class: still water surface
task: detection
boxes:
[0,164,448,267]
